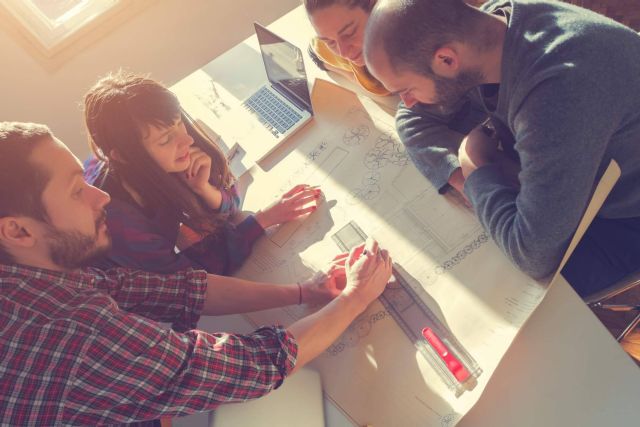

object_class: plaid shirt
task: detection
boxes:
[0,264,297,426]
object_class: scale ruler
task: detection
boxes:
[332,221,482,396]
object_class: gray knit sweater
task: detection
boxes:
[395,0,640,280]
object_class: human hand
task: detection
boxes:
[458,125,500,179]
[298,252,348,305]
[447,167,467,198]
[342,238,392,309]
[255,184,321,229]
[182,147,215,194]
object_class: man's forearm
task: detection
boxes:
[448,167,466,194]
[288,293,366,373]
[202,274,298,315]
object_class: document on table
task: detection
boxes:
[237,79,618,426]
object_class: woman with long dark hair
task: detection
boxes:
[83,71,320,275]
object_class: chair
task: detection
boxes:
[585,271,640,343]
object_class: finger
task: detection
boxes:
[364,237,379,256]
[189,156,206,178]
[290,194,320,208]
[287,188,321,203]
[329,264,346,276]
[282,184,309,198]
[379,249,389,263]
[332,252,349,263]
[187,152,204,177]
[331,257,347,268]
[291,205,318,217]
[347,243,366,269]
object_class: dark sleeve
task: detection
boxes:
[104,198,208,274]
[223,215,265,273]
[464,70,620,280]
[181,215,265,275]
[217,184,241,214]
[396,97,488,191]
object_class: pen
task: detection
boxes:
[422,327,471,383]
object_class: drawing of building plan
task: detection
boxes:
[232,80,550,427]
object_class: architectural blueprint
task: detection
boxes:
[175,75,619,426]
[232,80,551,427]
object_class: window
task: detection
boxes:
[0,0,126,57]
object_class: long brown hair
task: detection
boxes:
[83,71,234,234]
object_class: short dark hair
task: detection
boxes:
[0,122,53,264]
[304,0,375,14]
[368,0,486,75]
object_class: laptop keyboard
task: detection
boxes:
[243,87,303,136]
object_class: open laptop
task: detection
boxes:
[231,22,314,163]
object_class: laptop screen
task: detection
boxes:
[254,23,312,111]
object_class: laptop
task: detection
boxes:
[230,22,314,163]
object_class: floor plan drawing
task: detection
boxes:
[232,83,552,427]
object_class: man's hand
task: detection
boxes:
[342,238,393,309]
[448,167,467,197]
[458,125,500,179]
[255,184,321,229]
[287,238,392,372]
[299,253,348,305]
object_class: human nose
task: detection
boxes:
[178,131,194,148]
[90,184,111,209]
[337,40,353,60]
[401,93,417,108]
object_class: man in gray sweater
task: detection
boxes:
[363,0,640,297]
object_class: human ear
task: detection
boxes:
[431,46,460,77]
[0,217,36,249]
[109,149,126,163]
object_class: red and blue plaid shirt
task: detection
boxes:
[0,264,297,426]
[83,156,265,276]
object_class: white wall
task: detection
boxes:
[0,0,300,158]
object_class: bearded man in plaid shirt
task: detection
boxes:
[0,122,393,426]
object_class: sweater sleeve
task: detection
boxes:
[396,98,488,191]
[223,215,265,273]
[464,69,621,280]
[104,199,208,274]
[217,184,241,215]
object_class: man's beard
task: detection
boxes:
[430,67,485,109]
[45,211,111,270]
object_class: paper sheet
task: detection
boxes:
[178,74,620,426]
[234,80,555,427]
[171,70,253,177]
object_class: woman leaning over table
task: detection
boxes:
[304,0,391,96]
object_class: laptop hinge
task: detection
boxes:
[272,82,311,113]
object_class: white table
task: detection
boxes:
[175,6,640,427]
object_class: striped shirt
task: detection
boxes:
[0,264,297,426]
